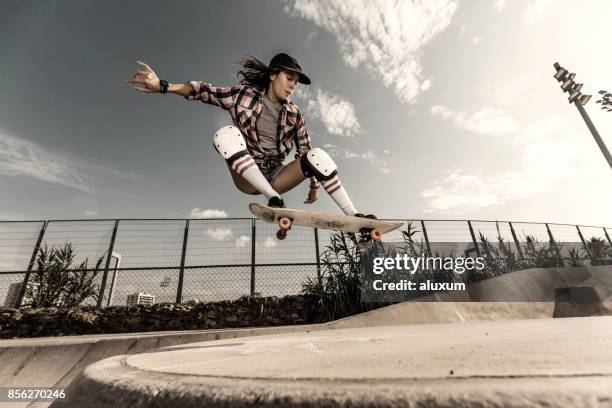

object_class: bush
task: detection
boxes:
[24,243,105,308]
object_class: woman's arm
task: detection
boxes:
[128,61,239,109]
[127,61,191,97]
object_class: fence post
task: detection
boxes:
[508,222,524,260]
[467,221,481,258]
[545,223,564,267]
[176,219,190,304]
[97,220,120,307]
[15,221,48,308]
[420,220,432,257]
[576,225,593,262]
[250,219,256,296]
[603,227,612,246]
[314,228,321,283]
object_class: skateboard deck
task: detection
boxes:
[249,202,402,241]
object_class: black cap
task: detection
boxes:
[268,53,311,85]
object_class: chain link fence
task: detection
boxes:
[1,218,610,308]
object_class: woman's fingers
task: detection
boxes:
[131,86,154,93]
[136,60,153,72]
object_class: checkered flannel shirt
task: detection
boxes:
[185,81,312,166]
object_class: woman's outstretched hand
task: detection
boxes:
[127,61,161,93]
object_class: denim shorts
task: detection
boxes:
[260,164,283,183]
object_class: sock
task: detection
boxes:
[231,155,280,200]
[321,175,358,215]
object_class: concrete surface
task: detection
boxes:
[0,324,323,408]
[57,316,612,407]
[3,265,612,407]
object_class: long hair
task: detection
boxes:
[236,56,280,89]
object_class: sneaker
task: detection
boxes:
[354,213,377,219]
[267,196,286,208]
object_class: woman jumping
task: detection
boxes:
[127,53,373,218]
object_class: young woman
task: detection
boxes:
[127,53,372,217]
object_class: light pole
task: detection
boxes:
[553,62,612,171]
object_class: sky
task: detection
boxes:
[1,0,612,228]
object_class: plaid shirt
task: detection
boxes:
[185,81,312,166]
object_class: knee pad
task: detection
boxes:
[213,126,249,163]
[300,148,338,181]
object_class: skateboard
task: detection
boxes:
[249,202,402,243]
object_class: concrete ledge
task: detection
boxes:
[55,316,612,408]
[0,324,323,389]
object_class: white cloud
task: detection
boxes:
[284,0,457,103]
[522,0,557,25]
[430,105,521,137]
[235,235,250,248]
[206,228,232,241]
[421,115,573,213]
[0,128,139,196]
[323,143,391,174]
[306,89,362,137]
[305,30,318,49]
[0,129,92,193]
[472,36,482,45]
[495,0,507,12]
[263,237,277,248]
[190,208,228,219]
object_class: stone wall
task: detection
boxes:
[0,295,316,339]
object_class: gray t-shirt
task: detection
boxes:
[257,96,282,157]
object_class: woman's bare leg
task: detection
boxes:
[271,159,307,194]
[226,162,259,195]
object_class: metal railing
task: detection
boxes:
[1,218,610,308]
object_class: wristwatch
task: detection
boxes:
[159,80,169,94]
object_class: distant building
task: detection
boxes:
[4,282,22,308]
[126,292,155,306]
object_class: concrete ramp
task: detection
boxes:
[3,266,612,407]
[56,316,612,408]
[0,325,322,407]
[328,265,612,329]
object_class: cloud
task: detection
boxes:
[263,237,277,248]
[0,129,92,193]
[190,208,228,219]
[84,211,99,217]
[235,235,250,248]
[430,105,521,137]
[305,30,318,49]
[472,36,482,45]
[522,0,557,25]
[0,128,140,196]
[421,115,572,213]
[495,0,507,12]
[284,0,458,103]
[304,89,362,137]
[323,143,391,174]
[206,228,232,241]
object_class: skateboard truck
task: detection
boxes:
[356,226,383,249]
[276,216,293,240]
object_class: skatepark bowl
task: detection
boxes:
[1,265,612,407]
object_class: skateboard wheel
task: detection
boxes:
[276,229,287,240]
[370,229,382,241]
[278,217,292,230]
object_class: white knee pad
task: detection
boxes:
[300,147,338,181]
[213,126,248,160]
